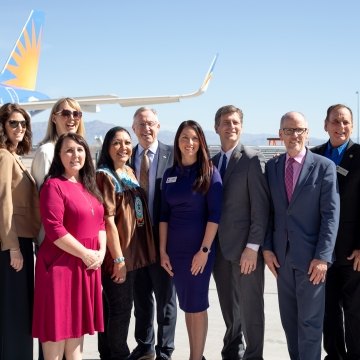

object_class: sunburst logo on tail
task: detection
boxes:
[1,10,44,90]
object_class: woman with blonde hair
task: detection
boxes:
[31,97,85,189]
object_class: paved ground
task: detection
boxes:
[23,155,324,360]
[32,270,293,360]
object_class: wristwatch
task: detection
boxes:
[201,246,210,253]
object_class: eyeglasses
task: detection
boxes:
[8,120,27,129]
[55,109,83,119]
[281,128,307,136]
[137,121,158,128]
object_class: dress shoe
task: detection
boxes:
[127,347,155,360]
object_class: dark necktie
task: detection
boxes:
[219,154,227,179]
[140,149,149,198]
[285,157,295,202]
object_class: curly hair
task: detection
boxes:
[0,103,32,154]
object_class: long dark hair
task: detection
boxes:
[0,103,32,154]
[97,126,131,171]
[174,120,212,194]
[96,126,132,186]
[46,133,102,202]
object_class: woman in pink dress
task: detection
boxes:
[33,133,106,360]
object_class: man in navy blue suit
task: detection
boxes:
[263,111,340,360]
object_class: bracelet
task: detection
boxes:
[113,256,125,264]
[10,248,20,252]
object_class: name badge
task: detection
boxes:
[336,165,349,176]
[166,176,177,183]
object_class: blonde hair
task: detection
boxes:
[40,97,85,144]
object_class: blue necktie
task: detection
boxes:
[219,154,227,179]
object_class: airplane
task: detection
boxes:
[0,10,218,114]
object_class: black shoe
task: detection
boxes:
[155,357,172,360]
[127,347,155,360]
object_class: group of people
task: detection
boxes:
[0,100,359,360]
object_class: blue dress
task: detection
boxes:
[160,163,222,312]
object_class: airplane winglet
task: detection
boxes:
[198,53,219,94]
[1,10,216,111]
[175,53,218,100]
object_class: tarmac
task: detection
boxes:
[22,156,324,360]
[34,270,293,360]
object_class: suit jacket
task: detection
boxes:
[131,141,174,249]
[264,149,340,271]
[311,140,360,264]
[213,144,270,262]
[0,149,41,250]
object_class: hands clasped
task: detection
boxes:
[82,249,105,270]
[111,262,127,284]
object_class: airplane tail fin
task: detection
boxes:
[0,10,45,90]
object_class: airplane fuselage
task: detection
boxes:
[0,85,49,106]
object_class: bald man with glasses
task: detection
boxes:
[263,111,340,360]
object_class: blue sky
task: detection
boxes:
[1,0,360,141]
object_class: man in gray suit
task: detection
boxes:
[212,105,270,360]
[128,107,176,360]
[263,111,340,360]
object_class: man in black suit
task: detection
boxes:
[128,107,176,360]
[311,104,360,359]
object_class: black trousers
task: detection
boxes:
[323,262,360,360]
[0,238,34,360]
[132,262,177,358]
[98,271,135,360]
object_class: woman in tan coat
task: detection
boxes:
[0,103,41,359]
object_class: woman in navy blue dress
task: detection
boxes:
[159,120,222,360]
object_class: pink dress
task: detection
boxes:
[32,177,105,342]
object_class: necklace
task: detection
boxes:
[62,174,95,216]
[78,185,95,216]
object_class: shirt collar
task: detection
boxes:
[138,140,158,156]
[221,142,239,159]
[326,140,349,155]
[286,147,307,164]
